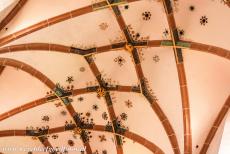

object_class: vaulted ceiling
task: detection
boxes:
[0,0,230,154]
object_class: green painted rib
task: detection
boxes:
[161,40,173,46]
[176,41,191,48]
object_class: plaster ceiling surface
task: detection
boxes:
[94,50,139,86]
[0,0,229,154]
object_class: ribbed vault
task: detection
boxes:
[0,0,230,154]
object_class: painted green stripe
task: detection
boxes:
[176,41,191,48]
[161,40,173,46]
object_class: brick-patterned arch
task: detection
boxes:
[200,95,230,153]
[162,0,192,153]
[1,40,230,62]
[186,41,230,61]
[0,42,125,55]
[0,0,28,31]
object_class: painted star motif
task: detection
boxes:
[153,55,160,63]
[125,100,133,108]
[200,16,208,25]
[114,56,126,66]
[78,97,84,102]
[66,76,74,84]
[99,135,107,142]
[92,104,99,111]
